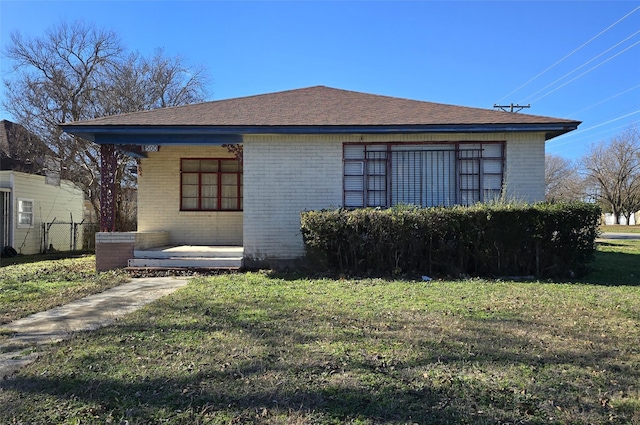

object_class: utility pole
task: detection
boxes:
[493,103,531,113]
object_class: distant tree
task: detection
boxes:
[581,126,640,225]
[2,20,209,228]
[545,154,585,202]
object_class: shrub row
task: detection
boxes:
[300,202,601,278]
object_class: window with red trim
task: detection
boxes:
[181,159,243,211]
[344,142,504,208]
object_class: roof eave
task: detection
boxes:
[60,122,580,144]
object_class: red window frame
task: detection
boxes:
[343,142,505,208]
[180,158,243,211]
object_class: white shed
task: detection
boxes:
[0,171,84,255]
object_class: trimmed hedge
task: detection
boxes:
[300,202,601,278]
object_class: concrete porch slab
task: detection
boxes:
[134,245,243,258]
[130,246,244,269]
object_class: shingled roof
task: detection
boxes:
[64,86,579,127]
[1,120,52,173]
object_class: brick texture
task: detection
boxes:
[96,242,134,271]
[138,146,242,245]
[243,135,343,264]
[242,132,547,265]
[130,132,547,268]
[504,133,546,203]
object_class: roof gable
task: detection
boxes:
[62,86,580,128]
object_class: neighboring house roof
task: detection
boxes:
[61,86,581,143]
[0,120,22,158]
[0,120,51,173]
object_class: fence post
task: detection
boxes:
[36,221,98,253]
[41,218,56,253]
[41,222,46,253]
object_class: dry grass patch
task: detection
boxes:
[601,224,640,234]
[0,255,129,325]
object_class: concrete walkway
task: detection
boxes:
[0,276,189,378]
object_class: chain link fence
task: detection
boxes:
[41,221,99,253]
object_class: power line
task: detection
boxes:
[548,109,640,147]
[496,5,640,103]
[565,83,640,118]
[549,121,639,149]
[528,39,640,104]
[574,109,640,134]
[519,29,640,104]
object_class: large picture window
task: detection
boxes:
[181,159,243,211]
[344,142,504,208]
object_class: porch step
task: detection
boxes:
[129,246,243,269]
[128,257,243,269]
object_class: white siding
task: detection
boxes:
[0,171,84,255]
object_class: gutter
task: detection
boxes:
[60,122,580,145]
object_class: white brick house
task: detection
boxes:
[61,86,580,270]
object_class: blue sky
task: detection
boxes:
[1,0,639,161]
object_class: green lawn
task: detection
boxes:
[0,255,129,325]
[601,224,640,234]
[584,240,640,286]
[0,241,639,424]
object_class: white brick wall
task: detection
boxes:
[243,135,343,262]
[504,133,546,203]
[138,146,243,245]
[135,231,169,249]
[242,132,547,263]
[136,132,547,264]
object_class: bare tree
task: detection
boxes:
[581,126,640,225]
[3,21,121,220]
[98,48,208,116]
[2,20,209,228]
[545,154,585,202]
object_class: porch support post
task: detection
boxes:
[100,144,117,232]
